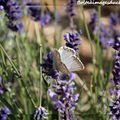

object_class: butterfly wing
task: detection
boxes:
[58,46,84,72]
[52,49,70,74]
[68,55,84,72]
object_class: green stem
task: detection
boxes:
[0,48,6,66]
[20,77,36,108]
[15,34,32,114]
[0,44,36,108]
[53,0,58,48]
[81,6,94,60]
[81,5,95,100]
[35,23,43,106]
[97,6,103,88]
[0,44,20,76]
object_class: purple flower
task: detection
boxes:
[0,107,11,120]
[33,106,48,120]
[109,37,120,119]
[113,33,120,51]
[0,76,7,95]
[116,89,120,98]
[0,0,23,31]
[26,2,41,21]
[64,31,81,51]
[0,85,6,95]
[110,13,119,26]
[109,97,120,120]
[40,13,51,26]
[109,88,115,96]
[4,0,23,21]
[89,10,120,48]
[48,73,79,120]
[25,2,51,26]
[111,51,120,85]
[7,22,23,32]
[89,9,98,34]
[41,52,59,79]
[0,5,4,10]
[66,0,77,17]
[109,51,120,119]
[99,23,115,48]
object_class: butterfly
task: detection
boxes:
[53,46,84,74]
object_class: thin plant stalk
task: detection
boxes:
[53,0,58,48]
[15,34,29,114]
[0,44,20,76]
[81,6,94,60]
[34,23,43,106]
[81,6,95,101]
[0,43,36,108]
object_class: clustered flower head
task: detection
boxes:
[0,107,11,120]
[64,31,82,52]
[48,73,79,120]
[113,33,120,51]
[41,52,59,79]
[109,32,120,120]
[66,0,77,17]
[89,9,98,34]
[110,13,119,26]
[25,2,51,26]
[100,23,114,48]
[0,0,23,31]
[112,51,120,85]
[109,95,120,120]
[89,10,120,48]
[33,106,48,120]
[25,2,41,21]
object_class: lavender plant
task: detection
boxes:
[89,10,119,48]
[0,107,11,120]
[33,106,48,120]
[25,1,51,26]
[109,34,120,120]
[0,0,23,31]
[48,73,79,120]
[64,31,82,52]
[0,0,120,120]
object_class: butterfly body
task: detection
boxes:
[53,46,84,74]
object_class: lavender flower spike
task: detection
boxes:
[26,2,41,21]
[89,9,98,34]
[109,32,120,120]
[112,51,120,85]
[48,73,79,120]
[109,97,120,120]
[109,51,120,120]
[0,107,11,120]
[110,13,119,26]
[33,106,48,120]
[25,2,51,26]
[113,33,120,51]
[41,52,59,79]
[0,0,23,31]
[66,0,77,17]
[64,31,82,52]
